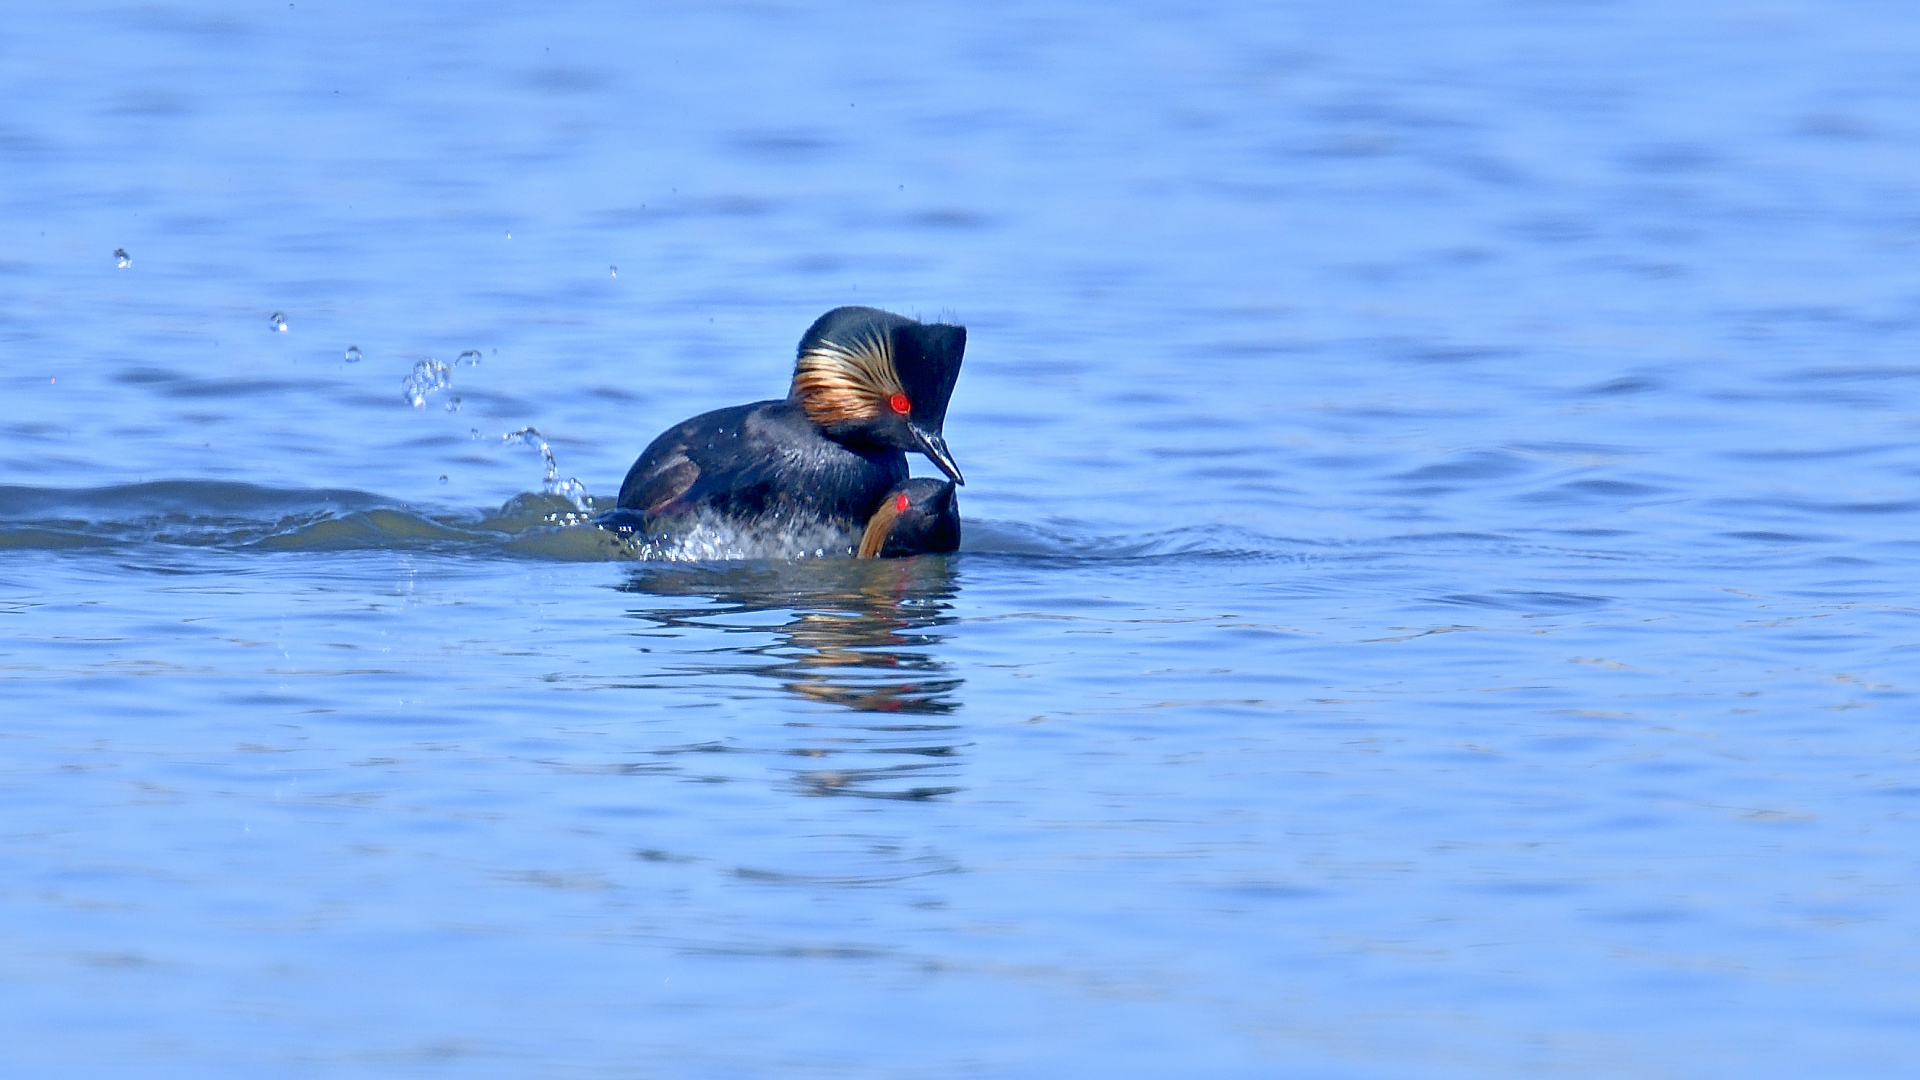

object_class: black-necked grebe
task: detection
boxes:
[858,477,960,558]
[614,307,965,534]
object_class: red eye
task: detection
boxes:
[888,392,910,415]
[895,493,910,513]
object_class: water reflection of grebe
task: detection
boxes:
[617,558,964,799]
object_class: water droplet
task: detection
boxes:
[500,427,590,512]
[609,265,617,277]
[344,345,362,363]
[444,396,462,412]
[439,475,449,483]
[456,349,482,367]
[401,358,450,407]
[269,312,288,333]
[113,248,130,269]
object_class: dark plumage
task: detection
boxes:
[613,307,966,535]
[858,478,960,559]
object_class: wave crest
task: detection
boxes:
[0,481,1300,564]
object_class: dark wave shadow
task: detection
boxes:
[0,481,1328,565]
[615,558,966,799]
[0,481,615,558]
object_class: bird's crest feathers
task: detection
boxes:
[791,330,905,426]
[856,488,906,558]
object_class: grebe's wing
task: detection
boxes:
[615,401,771,518]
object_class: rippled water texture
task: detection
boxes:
[4,1,1920,1076]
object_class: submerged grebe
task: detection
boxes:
[858,478,960,558]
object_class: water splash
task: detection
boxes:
[402,359,451,407]
[114,248,130,269]
[601,508,861,562]
[269,312,288,333]
[499,427,589,513]
[344,345,363,363]
[457,350,483,367]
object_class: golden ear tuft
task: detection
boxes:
[792,331,905,426]
[857,492,905,558]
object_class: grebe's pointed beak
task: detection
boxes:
[908,424,964,485]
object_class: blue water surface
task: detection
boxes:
[2,0,1919,1076]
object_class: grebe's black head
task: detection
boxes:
[858,478,960,559]
[789,306,966,484]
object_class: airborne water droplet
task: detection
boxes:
[439,475,449,483]
[456,349,482,367]
[444,396,462,412]
[501,427,591,513]
[344,345,362,363]
[401,358,451,407]
[609,265,617,277]
[114,248,130,269]
[269,312,288,333]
